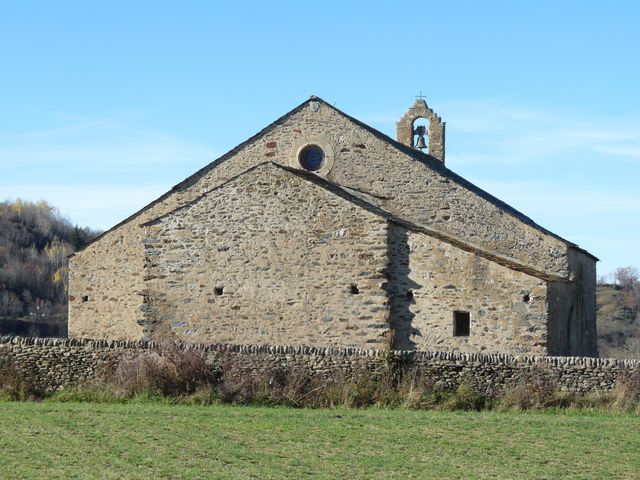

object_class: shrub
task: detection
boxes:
[610,369,640,412]
[98,344,217,400]
[498,369,573,410]
[442,382,486,411]
[388,367,440,409]
[0,355,42,400]
[7,343,638,413]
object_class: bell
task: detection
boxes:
[415,134,427,150]
[414,125,428,150]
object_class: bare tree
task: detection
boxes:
[613,266,639,290]
[613,266,640,316]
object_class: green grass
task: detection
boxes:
[0,402,639,479]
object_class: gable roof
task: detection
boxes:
[143,161,568,282]
[313,98,596,261]
[71,99,311,256]
[73,95,596,261]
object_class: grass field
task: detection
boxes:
[0,402,638,479]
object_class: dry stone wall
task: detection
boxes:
[1,336,637,395]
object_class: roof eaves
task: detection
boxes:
[153,160,568,282]
[70,98,315,257]
[292,169,570,282]
[71,95,597,264]
[140,162,280,227]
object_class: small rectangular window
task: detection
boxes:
[453,311,470,337]
[81,296,89,303]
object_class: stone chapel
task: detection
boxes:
[68,96,598,356]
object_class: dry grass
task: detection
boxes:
[2,347,638,413]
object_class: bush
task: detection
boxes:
[215,361,375,408]
[97,344,217,400]
[5,344,639,413]
[213,361,440,409]
[610,369,640,413]
[498,369,573,410]
[442,382,486,411]
[0,355,42,400]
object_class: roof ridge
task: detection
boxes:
[72,95,596,262]
[311,98,596,260]
[141,160,567,282]
[71,97,317,256]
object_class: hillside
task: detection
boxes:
[0,199,99,336]
[597,269,640,358]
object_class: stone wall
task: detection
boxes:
[136,162,566,355]
[1,336,638,395]
[141,164,390,348]
[69,98,591,342]
[389,224,549,354]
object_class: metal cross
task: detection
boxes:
[415,91,426,100]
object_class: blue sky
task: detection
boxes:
[1,1,638,276]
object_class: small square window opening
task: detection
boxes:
[453,311,470,337]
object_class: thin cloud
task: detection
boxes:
[359,98,640,166]
[475,180,640,215]
[1,110,219,229]
[592,144,640,159]
[0,134,215,169]
[2,184,173,230]
[0,109,217,185]
[3,101,638,275]
[441,99,640,166]
[443,99,552,133]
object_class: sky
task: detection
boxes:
[1,1,638,277]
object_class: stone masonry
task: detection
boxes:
[396,98,445,162]
[68,96,598,356]
[388,224,549,354]
[1,336,636,395]
[141,164,390,348]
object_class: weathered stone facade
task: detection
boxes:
[389,224,549,354]
[141,164,390,348]
[68,96,598,356]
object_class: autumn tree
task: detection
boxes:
[0,199,100,328]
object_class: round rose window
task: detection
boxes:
[298,145,325,171]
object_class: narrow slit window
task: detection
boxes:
[453,311,470,337]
